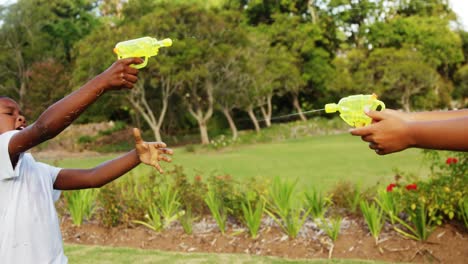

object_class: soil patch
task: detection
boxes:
[61,216,468,263]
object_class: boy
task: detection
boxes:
[350,109,468,154]
[0,58,173,263]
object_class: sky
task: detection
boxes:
[0,0,467,30]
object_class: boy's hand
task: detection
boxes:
[99,58,144,90]
[350,109,414,155]
[133,128,173,173]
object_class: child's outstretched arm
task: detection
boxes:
[350,109,468,155]
[53,128,173,190]
[9,58,143,164]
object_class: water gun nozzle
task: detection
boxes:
[325,103,338,113]
[158,38,173,47]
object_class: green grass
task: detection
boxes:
[64,244,390,264]
[46,133,427,192]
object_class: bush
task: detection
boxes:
[379,151,467,240]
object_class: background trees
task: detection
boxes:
[0,0,466,144]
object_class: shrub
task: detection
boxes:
[241,199,264,239]
[328,181,363,214]
[97,184,123,227]
[65,189,98,226]
[360,201,384,244]
[305,189,331,219]
[171,166,207,216]
[264,177,309,238]
[205,187,227,234]
[379,151,467,241]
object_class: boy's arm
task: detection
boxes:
[9,58,143,164]
[390,109,468,121]
[350,110,468,154]
[54,128,173,190]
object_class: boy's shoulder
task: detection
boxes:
[0,130,22,180]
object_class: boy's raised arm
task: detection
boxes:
[8,58,143,162]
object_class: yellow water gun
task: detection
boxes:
[325,94,385,127]
[113,36,173,69]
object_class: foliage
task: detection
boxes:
[380,151,467,241]
[392,202,435,241]
[204,187,227,234]
[130,173,184,231]
[459,198,468,229]
[319,217,342,242]
[64,189,98,226]
[304,189,330,219]
[97,184,123,227]
[170,166,208,216]
[156,183,184,229]
[264,177,309,238]
[374,189,400,225]
[328,181,363,214]
[454,64,468,103]
[179,207,195,235]
[132,204,163,232]
[241,198,264,239]
[360,201,384,244]
[0,0,465,139]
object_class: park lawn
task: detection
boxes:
[64,244,390,264]
[49,133,429,191]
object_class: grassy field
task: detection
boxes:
[64,244,391,264]
[48,133,429,191]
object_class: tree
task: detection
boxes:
[358,48,442,111]
[454,65,468,107]
[368,16,464,73]
[171,6,244,144]
[0,0,99,116]
[213,46,247,139]
[267,13,325,121]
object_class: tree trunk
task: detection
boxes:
[260,106,271,127]
[198,120,210,145]
[247,106,261,133]
[308,0,318,24]
[401,87,412,112]
[292,95,307,121]
[128,81,170,142]
[152,126,162,143]
[222,108,238,140]
[260,94,273,127]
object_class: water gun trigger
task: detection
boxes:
[370,98,385,112]
[132,57,148,69]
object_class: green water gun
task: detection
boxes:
[325,94,385,127]
[113,36,173,69]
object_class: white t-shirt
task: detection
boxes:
[0,130,67,264]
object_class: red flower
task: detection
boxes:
[446,157,458,165]
[405,183,417,191]
[386,183,397,192]
[194,175,202,182]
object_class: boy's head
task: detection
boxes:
[0,96,26,135]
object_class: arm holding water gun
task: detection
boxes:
[0,37,174,262]
[350,109,468,155]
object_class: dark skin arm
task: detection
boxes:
[350,109,468,155]
[8,58,143,166]
[54,128,173,190]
